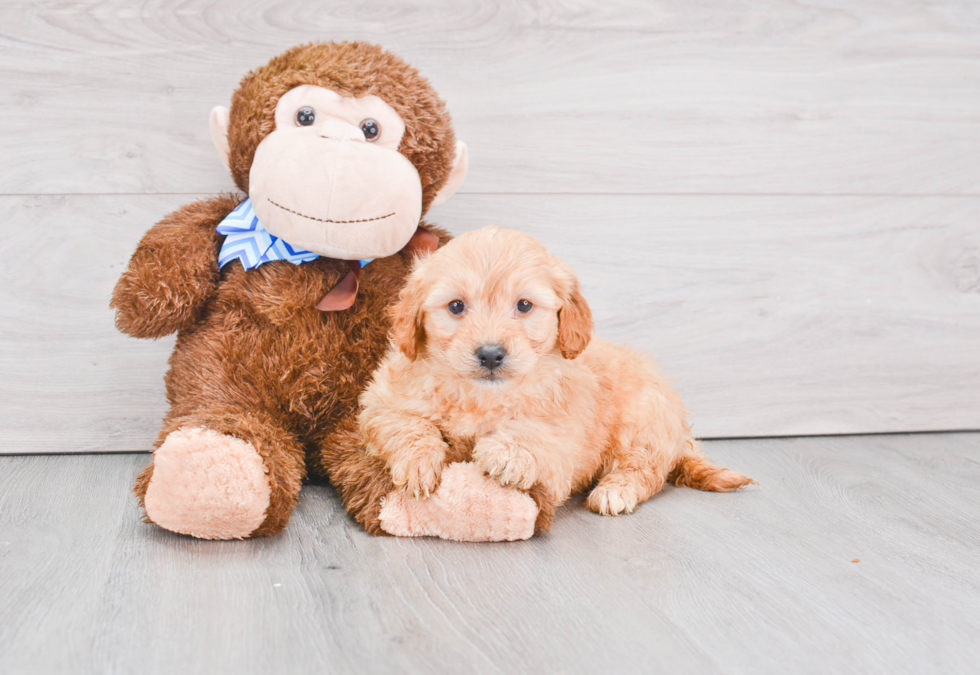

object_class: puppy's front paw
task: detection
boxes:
[587,476,641,516]
[474,437,538,490]
[388,443,446,500]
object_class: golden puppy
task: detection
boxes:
[359,226,753,523]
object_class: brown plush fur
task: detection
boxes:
[360,227,755,521]
[228,41,457,214]
[112,42,457,537]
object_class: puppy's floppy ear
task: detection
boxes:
[554,259,593,359]
[390,273,428,361]
[558,281,593,359]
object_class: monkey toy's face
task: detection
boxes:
[211,82,467,261]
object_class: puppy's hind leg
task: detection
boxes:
[586,461,667,517]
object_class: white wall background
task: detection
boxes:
[1,0,978,453]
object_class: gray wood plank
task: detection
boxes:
[1,193,977,454]
[0,0,978,196]
[0,195,176,454]
[439,194,980,438]
[1,433,978,673]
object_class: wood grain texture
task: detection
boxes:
[1,433,978,673]
[0,0,978,196]
[1,1,978,449]
[0,196,175,454]
[1,193,977,454]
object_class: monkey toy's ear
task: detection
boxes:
[430,141,468,208]
[209,106,231,170]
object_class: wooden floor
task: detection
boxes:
[2,2,978,672]
[2,432,978,674]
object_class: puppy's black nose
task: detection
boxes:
[476,344,507,371]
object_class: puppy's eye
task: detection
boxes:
[360,119,380,141]
[516,299,533,314]
[448,299,465,315]
[296,107,317,126]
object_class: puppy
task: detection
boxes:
[359,226,753,523]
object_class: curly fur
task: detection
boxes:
[360,227,755,522]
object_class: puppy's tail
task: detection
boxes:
[669,442,756,492]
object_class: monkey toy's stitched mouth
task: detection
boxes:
[268,198,395,224]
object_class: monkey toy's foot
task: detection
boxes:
[143,427,271,540]
[377,462,539,542]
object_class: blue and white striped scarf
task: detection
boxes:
[216,198,373,271]
[216,198,320,270]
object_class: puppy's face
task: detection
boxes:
[391,226,593,385]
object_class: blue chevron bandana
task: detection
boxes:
[216,198,321,270]
[216,198,375,271]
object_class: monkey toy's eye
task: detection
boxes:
[448,299,465,315]
[296,107,316,126]
[517,299,533,314]
[360,119,380,141]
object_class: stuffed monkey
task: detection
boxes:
[112,42,543,540]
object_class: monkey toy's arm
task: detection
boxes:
[111,195,240,339]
